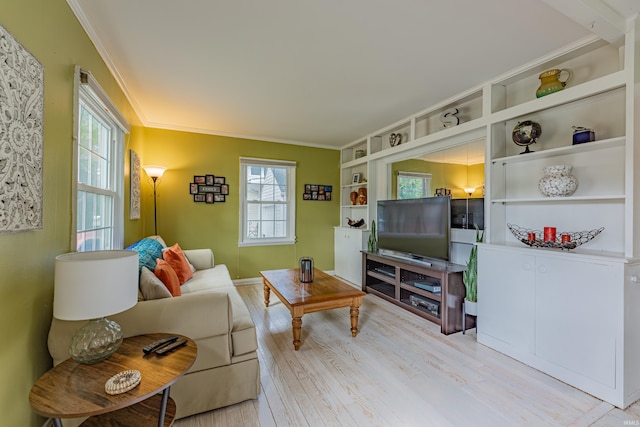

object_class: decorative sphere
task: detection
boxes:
[512,120,542,147]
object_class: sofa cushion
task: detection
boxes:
[180,264,234,294]
[154,259,182,296]
[163,243,194,284]
[140,267,172,300]
[127,238,164,272]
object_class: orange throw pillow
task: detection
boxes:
[162,243,194,285]
[154,259,181,296]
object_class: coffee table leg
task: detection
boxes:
[263,283,271,307]
[292,316,302,350]
[350,306,360,336]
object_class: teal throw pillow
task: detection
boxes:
[126,238,165,273]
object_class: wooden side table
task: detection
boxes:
[29,333,197,427]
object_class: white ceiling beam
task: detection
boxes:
[542,0,628,46]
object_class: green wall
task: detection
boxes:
[0,2,339,425]
[0,1,144,425]
[137,127,340,278]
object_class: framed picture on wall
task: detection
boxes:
[214,194,225,202]
[206,193,214,204]
[194,194,206,202]
[194,175,206,185]
[205,175,214,185]
[214,176,225,184]
[189,183,198,194]
[221,184,229,195]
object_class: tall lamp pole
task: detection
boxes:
[463,187,475,230]
[143,165,167,235]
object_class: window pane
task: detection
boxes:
[246,182,261,202]
[79,104,110,158]
[77,190,113,251]
[79,104,110,190]
[398,176,430,199]
[273,203,287,220]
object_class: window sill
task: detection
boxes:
[238,238,296,247]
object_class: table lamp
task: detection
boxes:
[53,250,138,364]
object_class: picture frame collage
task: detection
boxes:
[190,175,229,203]
[303,184,332,201]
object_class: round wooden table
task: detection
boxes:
[29,333,197,427]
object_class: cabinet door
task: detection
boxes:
[334,228,365,286]
[477,247,535,355]
[534,255,619,388]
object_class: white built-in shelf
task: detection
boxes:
[488,71,626,124]
[492,195,625,204]
[492,136,626,165]
[341,182,368,189]
[341,204,368,208]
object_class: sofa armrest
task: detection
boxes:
[183,249,215,270]
[48,290,232,366]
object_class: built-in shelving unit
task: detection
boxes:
[337,23,640,410]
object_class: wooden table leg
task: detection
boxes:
[292,316,302,350]
[350,297,362,337]
[263,283,271,307]
[292,306,303,350]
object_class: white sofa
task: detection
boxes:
[47,237,260,424]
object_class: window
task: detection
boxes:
[397,171,432,199]
[73,68,129,251]
[239,157,296,246]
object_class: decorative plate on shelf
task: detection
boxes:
[507,223,604,250]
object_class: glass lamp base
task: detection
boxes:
[69,317,123,364]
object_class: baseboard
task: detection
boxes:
[233,270,336,286]
[233,277,262,286]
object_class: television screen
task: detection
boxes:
[377,197,451,261]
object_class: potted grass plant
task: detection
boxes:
[462,225,484,316]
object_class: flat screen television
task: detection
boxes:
[377,197,451,262]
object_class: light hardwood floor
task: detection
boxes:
[175,283,640,427]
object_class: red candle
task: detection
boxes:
[543,227,556,242]
[527,232,536,242]
[561,233,571,243]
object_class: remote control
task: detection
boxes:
[142,335,179,354]
[155,338,188,355]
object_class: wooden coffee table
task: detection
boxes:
[29,333,196,427]
[260,268,365,350]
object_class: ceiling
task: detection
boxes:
[67,0,640,150]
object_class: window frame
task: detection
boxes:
[397,171,432,199]
[239,157,296,247]
[72,67,128,251]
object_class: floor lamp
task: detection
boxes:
[463,187,475,229]
[143,165,167,235]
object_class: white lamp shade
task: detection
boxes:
[143,165,167,179]
[53,250,139,321]
[464,187,475,195]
